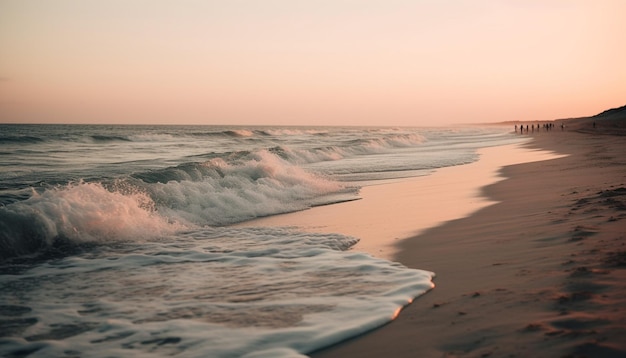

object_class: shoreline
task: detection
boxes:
[312,128,626,357]
[237,140,562,261]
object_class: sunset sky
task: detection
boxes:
[1,0,625,126]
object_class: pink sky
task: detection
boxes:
[1,0,625,126]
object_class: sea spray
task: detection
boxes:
[0,181,180,258]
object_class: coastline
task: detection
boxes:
[237,140,562,261]
[312,127,626,357]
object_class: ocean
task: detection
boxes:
[0,124,523,357]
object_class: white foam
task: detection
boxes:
[228,129,255,137]
[0,182,181,257]
[150,150,348,226]
[0,150,353,257]
[0,227,434,357]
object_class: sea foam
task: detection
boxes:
[0,182,179,258]
[0,227,434,357]
[0,149,353,258]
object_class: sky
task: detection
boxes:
[1,1,625,126]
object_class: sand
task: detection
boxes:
[309,120,626,357]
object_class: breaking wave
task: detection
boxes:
[0,149,352,259]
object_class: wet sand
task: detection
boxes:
[311,119,626,357]
[239,142,563,261]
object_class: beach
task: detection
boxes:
[3,2,626,356]
[307,120,626,357]
[1,120,624,357]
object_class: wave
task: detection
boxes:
[189,128,310,138]
[1,133,133,145]
[0,135,45,144]
[0,127,425,153]
[266,132,426,165]
[190,128,328,137]
[260,128,330,136]
[89,135,132,143]
[224,129,255,137]
[130,149,351,226]
[0,129,429,259]
[0,182,181,259]
[350,132,425,150]
[141,131,426,181]
[189,128,330,139]
[0,150,354,259]
[127,133,177,141]
[187,129,257,138]
[148,152,350,226]
[5,126,512,261]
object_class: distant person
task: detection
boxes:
[593,121,596,128]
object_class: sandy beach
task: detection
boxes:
[307,117,626,357]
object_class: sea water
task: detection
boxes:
[0,124,523,357]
